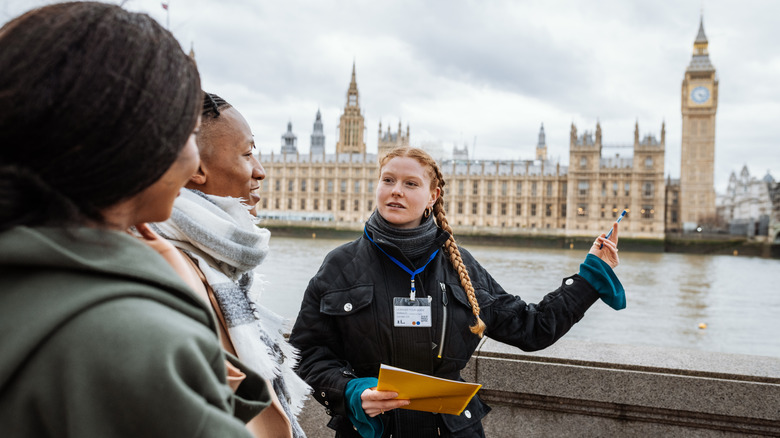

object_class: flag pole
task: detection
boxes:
[162,1,170,29]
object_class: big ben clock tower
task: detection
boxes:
[680,17,718,230]
[336,62,366,154]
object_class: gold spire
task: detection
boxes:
[188,41,196,67]
[347,60,359,107]
[693,15,708,55]
[336,62,365,154]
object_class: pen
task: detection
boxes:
[600,209,627,249]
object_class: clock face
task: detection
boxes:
[691,86,710,104]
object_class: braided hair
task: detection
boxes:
[195,92,233,158]
[0,2,201,231]
[202,92,231,118]
[379,147,487,337]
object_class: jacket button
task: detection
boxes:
[464,409,472,418]
[344,303,353,312]
[565,278,574,286]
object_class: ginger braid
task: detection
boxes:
[379,147,486,337]
[430,165,487,337]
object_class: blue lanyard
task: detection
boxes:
[364,227,439,300]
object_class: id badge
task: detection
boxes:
[393,297,432,327]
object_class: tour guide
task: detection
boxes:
[290,146,625,437]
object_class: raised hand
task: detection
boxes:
[588,222,619,269]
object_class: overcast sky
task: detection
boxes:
[4,0,779,193]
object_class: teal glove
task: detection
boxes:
[345,377,384,438]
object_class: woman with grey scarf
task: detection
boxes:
[153,93,309,438]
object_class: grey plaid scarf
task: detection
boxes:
[153,189,309,438]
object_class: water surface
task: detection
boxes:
[257,235,780,358]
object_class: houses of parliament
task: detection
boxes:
[258,18,718,239]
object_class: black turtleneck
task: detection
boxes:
[364,211,439,262]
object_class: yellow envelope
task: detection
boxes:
[376,364,481,416]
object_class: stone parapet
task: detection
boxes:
[298,339,780,437]
[471,339,779,437]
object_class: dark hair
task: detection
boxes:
[197,92,234,159]
[0,2,201,231]
[202,92,232,118]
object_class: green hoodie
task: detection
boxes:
[0,226,270,437]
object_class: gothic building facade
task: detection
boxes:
[378,120,410,157]
[257,18,716,239]
[717,166,776,237]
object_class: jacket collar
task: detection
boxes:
[364,225,450,268]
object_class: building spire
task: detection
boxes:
[687,15,714,71]
[336,61,365,154]
[188,41,196,67]
[349,61,357,93]
[535,123,547,161]
[695,15,708,45]
[281,120,298,154]
[346,61,359,107]
[310,109,325,155]
[661,120,666,144]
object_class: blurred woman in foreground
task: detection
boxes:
[0,3,268,436]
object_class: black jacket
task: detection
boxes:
[290,228,599,437]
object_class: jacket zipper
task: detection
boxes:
[437,282,448,359]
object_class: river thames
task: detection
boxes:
[257,235,780,358]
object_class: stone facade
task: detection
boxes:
[258,19,715,240]
[771,181,780,242]
[717,166,775,237]
[378,120,410,158]
[259,121,666,238]
[566,121,665,238]
[665,177,681,233]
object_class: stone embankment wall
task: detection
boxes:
[263,222,780,257]
[297,339,780,437]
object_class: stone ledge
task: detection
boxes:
[299,339,780,436]
[469,339,780,436]
[473,338,780,383]
[480,389,779,436]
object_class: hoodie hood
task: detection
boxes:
[0,226,214,392]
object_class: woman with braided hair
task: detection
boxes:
[0,3,270,436]
[290,146,624,437]
[153,92,310,438]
